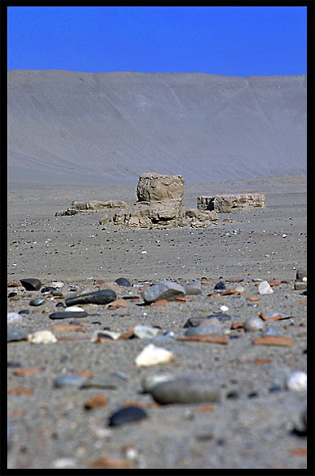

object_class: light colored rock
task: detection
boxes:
[197,193,265,213]
[7,312,22,323]
[244,316,265,332]
[141,281,185,303]
[135,343,174,367]
[133,325,161,339]
[110,199,185,229]
[285,371,307,391]
[136,172,184,202]
[258,280,274,294]
[28,330,57,344]
[185,208,219,227]
[71,200,127,210]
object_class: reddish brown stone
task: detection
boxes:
[252,335,295,347]
[259,312,283,321]
[290,448,307,457]
[84,394,108,410]
[268,278,281,287]
[231,322,244,329]
[252,358,272,364]
[150,299,169,307]
[197,405,215,413]
[50,323,86,333]
[77,371,93,378]
[175,296,186,302]
[118,328,135,340]
[178,335,229,345]
[7,281,20,287]
[88,456,132,469]
[13,368,37,377]
[222,289,239,295]
[7,386,34,396]
[227,277,244,283]
[107,298,129,310]
[246,295,260,301]
[201,280,212,285]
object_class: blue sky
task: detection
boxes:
[7,5,307,76]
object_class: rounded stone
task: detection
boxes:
[207,313,231,323]
[54,374,89,388]
[108,406,148,427]
[150,377,220,405]
[7,328,28,342]
[184,325,223,337]
[141,374,175,393]
[115,277,131,287]
[285,371,307,391]
[244,316,265,332]
[214,281,226,291]
[29,297,45,306]
[20,278,42,291]
[65,289,116,306]
[49,310,88,319]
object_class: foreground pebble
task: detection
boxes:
[28,330,57,344]
[65,289,117,306]
[285,371,307,391]
[108,406,148,426]
[135,344,174,366]
[150,377,220,405]
[141,280,185,304]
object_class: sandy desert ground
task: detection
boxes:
[6,71,309,470]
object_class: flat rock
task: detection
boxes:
[150,377,221,405]
[141,281,185,304]
[65,289,116,306]
[108,405,148,427]
[49,310,88,319]
[7,328,28,342]
[197,193,265,213]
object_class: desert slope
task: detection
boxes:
[7,70,306,186]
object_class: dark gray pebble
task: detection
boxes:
[20,278,42,291]
[81,375,124,389]
[18,309,30,315]
[108,406,148,427]
[115,277,131,287]
[65,289,116,306]
[49,310,88,319]
[8,292,17,298]
[269,385,282,393]
[7,328,28,342]
[150,377,220,405]
[41,286,57,294]
[185,325,223,337]
[207,313,231,322]
[29,297,45,306]
[226,390,240,399]
[7,361,22,368]
[54,374,89,388]
[214,281,226,290]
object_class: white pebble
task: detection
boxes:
[7,312,22,323]
[285,371,307,391]
[28,330,57,344]
[135,343,174,367]
[51,281,64,288]
[258,281,274,294]
[220,305,229,312]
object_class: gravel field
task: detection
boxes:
[6,181,308,470]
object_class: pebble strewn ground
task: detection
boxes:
[7,189,307,469]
